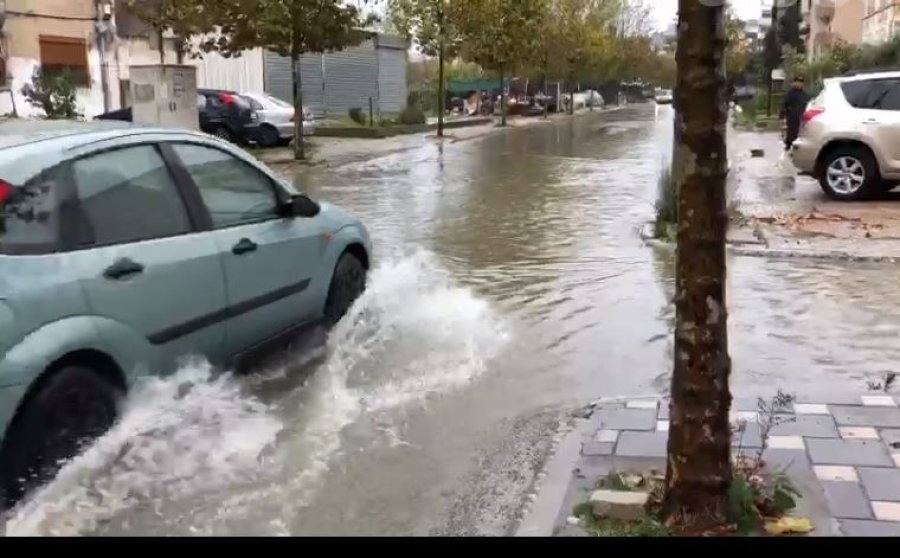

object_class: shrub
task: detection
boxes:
[21,68,81,120]
[397,105,426,125]
[406,90,421,108]
[348,107,367,126]
[653,165,677,241]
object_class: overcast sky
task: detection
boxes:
[652,0,765,30]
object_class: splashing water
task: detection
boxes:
[4,250,510,536]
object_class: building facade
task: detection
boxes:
[862,0,900,44]
[1,0,409,120]
[802,0,865,56]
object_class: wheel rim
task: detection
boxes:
[826,156,866,194]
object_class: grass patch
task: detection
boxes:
[654,165,677,241]
[572,502,672,537]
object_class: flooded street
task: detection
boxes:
[7,104,900,536]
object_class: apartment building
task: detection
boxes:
[802,0,865,56]
[862,0,900,44]
[0,0,182,118]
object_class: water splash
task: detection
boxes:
[4,250,510,536]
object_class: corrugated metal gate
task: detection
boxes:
[262,34,408,120]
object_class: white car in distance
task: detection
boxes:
[241,92,317,148]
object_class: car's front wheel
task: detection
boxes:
[323,253,367,328]
[819,145,880,201]
[257,125,280,148]
[0,366,122,509]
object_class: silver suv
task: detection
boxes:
[790,71,900,201]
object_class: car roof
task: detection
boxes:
[830,70,900,84]
[0,119,210,151]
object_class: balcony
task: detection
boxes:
[815,0,836,23]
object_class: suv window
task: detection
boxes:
[72,145,191,246]
[878,83,900,111]
[171,143,281,229]
[841,79,899,109]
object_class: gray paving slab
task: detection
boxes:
[821,481,873,520]
[806,439,894,467]
[771,415,840,438]
[581,441,615,457]
[615,431,667,458]
[880,429,900,450]
[591,408,657,431]
[733,422,764,450]
[858,467,900,502]
[839,519,900,536]
[830,405,900,428]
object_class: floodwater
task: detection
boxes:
[6,104,900,536]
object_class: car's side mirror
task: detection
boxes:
[281,193,320,218]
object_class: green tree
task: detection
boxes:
[662,0,733,530]
[725,15,750,80]
[452,0,548,126]
[390,0,461,137]
[123,0,215,63]
[202,0,374,160]
[778,0,803,55]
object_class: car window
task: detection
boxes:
[841,79,895,109]
[877,83,900,111]
[265,95,293,110]
[73,145,191,246]
[0,166,66,254]
[172,143,280,229]
[244,95,264,111]
[197,94,207,109]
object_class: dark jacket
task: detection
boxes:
[780,88,810,121]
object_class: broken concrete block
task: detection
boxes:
[589,489,649,521]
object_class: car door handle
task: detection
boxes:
[864,118,879,124]
[231,238,258,255]
[103,257,145,280]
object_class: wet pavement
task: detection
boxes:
[6,104,900,536]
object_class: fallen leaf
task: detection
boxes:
[764,517,813,535]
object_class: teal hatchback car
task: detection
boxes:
[0,121,371,507]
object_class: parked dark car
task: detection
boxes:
[95,89,262,145]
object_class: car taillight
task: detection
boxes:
[0,180,14,204]
[801,107,824,124]
[219,93,237,106]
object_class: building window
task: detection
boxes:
[39,35,90,86]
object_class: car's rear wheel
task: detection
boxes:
[257,125,280,148]
[323,253,367,328]
[819,145,880,201]
[0,366,122,509]
[213,126,234,143]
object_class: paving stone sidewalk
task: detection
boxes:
[517,393,900,537]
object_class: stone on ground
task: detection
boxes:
[589,490,648,521]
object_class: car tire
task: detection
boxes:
[277,137,293,148]
[257,125,280,148]
[213,126,234,143]
[818,145,880,201]
[323,253,367,328]
[0,365,122,509]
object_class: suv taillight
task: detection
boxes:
[219,93,237,106]
[0,180,14,204]
[801,107,824,124]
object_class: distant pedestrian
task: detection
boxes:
[780,76,810,151]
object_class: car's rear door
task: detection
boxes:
[165,141,323,357]
[68,142,228,373]
[866,80,900,174]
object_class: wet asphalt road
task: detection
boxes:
[8,104,900,536]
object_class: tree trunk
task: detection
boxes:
[158,29,165,65]
[499,65,507,127]
[437,37,446,137]
[542,72,548,119]
[292,53,306,161]
[661,0,733,531]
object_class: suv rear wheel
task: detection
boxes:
[0,366,122,509]
[819,145,880,201]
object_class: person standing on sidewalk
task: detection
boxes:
[780,76,810,151]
